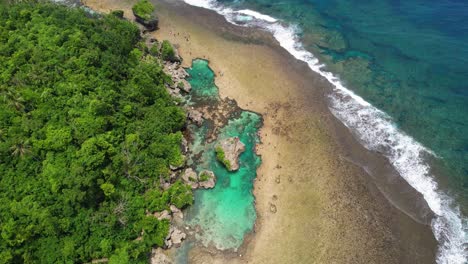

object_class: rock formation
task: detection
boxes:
[181,168,198,189]
[164,226,186,249]
[133,12,158,31]
[170,205,183,219]
[151,248,172,264]
[216,137,245,171]
[187,108,204,126]
[198,170,216,189]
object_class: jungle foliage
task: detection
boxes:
[132,0,154,21]
[0,3,191,263]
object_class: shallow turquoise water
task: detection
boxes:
[178,2,468,262]
[186,59,219,102]
[184,59,261,250]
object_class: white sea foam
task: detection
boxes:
[181,0,468,262]
[235,9,277,23]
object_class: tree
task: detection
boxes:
[0,3,191,263]
[131,0,155,21]
[9,140,31,158]
[161,40,177,62]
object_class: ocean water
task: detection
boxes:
[183,59,262,250]
[180,0,468,263]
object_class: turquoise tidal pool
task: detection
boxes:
[184,59,262,250]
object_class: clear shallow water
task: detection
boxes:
[179,0,468,263]
[184,59,261,250]
[185,59,219,102]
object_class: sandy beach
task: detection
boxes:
[83,0,438,263]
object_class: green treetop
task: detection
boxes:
[132,0,155,20]
[0,3,191,263]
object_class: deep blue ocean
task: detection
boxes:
[183,0,468,262]
[221,0,468,201]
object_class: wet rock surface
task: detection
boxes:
[181,168,198,189]
[150,248,172,264]
[198,170,216,189]
[133,12,158,31]
[216,137,245,171]
[164,226,186,248]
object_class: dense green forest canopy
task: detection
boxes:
[0,3,192,263]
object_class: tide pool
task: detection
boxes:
[183,59,261,250]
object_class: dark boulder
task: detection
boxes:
[133,13,159,31]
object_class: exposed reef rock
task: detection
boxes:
[165,62,189,79]
[154,210,172,221]
[133,12,158,31]
[164,226,186,249]
[198,170,216,189]
[187,108,204,126]
[181,168,216,189]
[170,205,184,220]
[181,137,189,154]
[151,248,172,264]
[216,137,245,171]
[181,168,198,189]
[164,62,191,93]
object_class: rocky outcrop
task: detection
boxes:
[133,13,158,31]
[164,226,186,248]
[187,108,204,126]
[181,168,217,189]
[198,170,216,189]
[164,62,191,93]
[216,137,245,171]
[181,137,188,154]
[154,210,171,221]
[177,79,192,93]
[181,168,198,189]
[167,62,189,79]
[170,205,183,219]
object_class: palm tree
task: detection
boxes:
[10,140,31,158]
[3,89,25,111]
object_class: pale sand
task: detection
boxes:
[83,0,437,263]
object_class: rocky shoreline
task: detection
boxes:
[133,8,261,261]
[76,1,258,259]
[79,0,438,263]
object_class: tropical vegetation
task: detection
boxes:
[132,0,154,21]
[215,146,231,170]
[0,3,191,263]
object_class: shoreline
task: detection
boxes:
[82,0,438,263]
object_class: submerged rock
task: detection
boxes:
[151,248,172,264]
[269,203,277,213]
[198,170,216,189]
[216,137,245,171]
[187,108,204,126]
